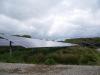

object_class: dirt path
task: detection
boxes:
[0,63,100,75]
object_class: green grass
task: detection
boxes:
[0,46,100,65]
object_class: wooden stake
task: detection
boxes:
[9,41,12,57]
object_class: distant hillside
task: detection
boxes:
[65,37,100,47]
[13,35,31,38]
[0,35,31,38]
[0,34,3,38]
[65,37,100,43]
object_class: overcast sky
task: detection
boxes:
[0,0,100,40]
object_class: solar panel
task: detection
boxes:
[0,39,9,46]
[0,39,20,46]
[0,34,76,48]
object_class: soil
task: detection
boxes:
[0,63,100,75]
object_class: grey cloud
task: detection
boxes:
[66,0,99,9]
[0,0,100,40]
[0,14,35,35]
[0,0,61,20]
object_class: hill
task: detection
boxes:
[65,37,100,47]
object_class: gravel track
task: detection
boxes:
[0,63,100,75]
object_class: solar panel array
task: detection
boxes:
[0,34,76,48]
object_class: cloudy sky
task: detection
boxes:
[0,0,100,40]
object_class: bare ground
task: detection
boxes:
[0,63,100,75]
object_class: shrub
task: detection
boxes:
[44,58,56,65]
[79,54,97,65]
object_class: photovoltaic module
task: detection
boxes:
[0,34,76,48]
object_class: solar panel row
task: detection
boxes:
[0,34,76,48]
